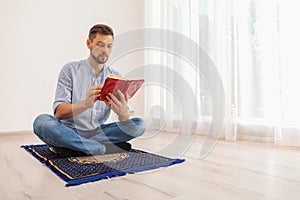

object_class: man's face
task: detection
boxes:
[87,33,113,64]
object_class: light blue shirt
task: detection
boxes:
[53,59,121,131]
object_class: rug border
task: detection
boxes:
[21,144,72,182]
[21,144,185,187]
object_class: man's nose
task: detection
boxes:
[101,46,110,53]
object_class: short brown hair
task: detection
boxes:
[88,24,114,42]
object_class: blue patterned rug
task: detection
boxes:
[21,144,184,187]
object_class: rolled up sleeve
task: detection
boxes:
[53,65,73,114]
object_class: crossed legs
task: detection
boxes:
[33,114,146,155]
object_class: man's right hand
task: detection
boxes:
[84,85,102,108]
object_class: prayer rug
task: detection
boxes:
[21,144,185,187]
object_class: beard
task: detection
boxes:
[91,50,109,64]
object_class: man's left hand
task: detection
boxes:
[104,90,130,121]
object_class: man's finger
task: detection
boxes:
[124,93,129,102]
[96,85,102,90]
[108,93,121,105]
[117,90,125,102]
[104,100,111,108]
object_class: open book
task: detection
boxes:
[98,74,144,101]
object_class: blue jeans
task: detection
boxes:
[33,114,146,155]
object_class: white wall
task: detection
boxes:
[0,0,145,132]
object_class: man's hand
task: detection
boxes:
[85,85,102,108]
[104,90,130,121]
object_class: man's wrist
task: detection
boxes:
[118,111,130,122]
[83,99,92,109]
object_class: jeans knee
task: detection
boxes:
[33,114,55,136]
[131,118,146,137]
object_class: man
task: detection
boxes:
[33,24,146,156]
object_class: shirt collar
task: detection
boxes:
[85,59,107,78]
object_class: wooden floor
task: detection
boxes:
[0,130,299,200]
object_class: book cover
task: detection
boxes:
[98,74,144,101]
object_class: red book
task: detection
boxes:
[98,74,144,101]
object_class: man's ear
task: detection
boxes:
[86,39,91,49]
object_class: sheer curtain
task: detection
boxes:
[144,0,300,147]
